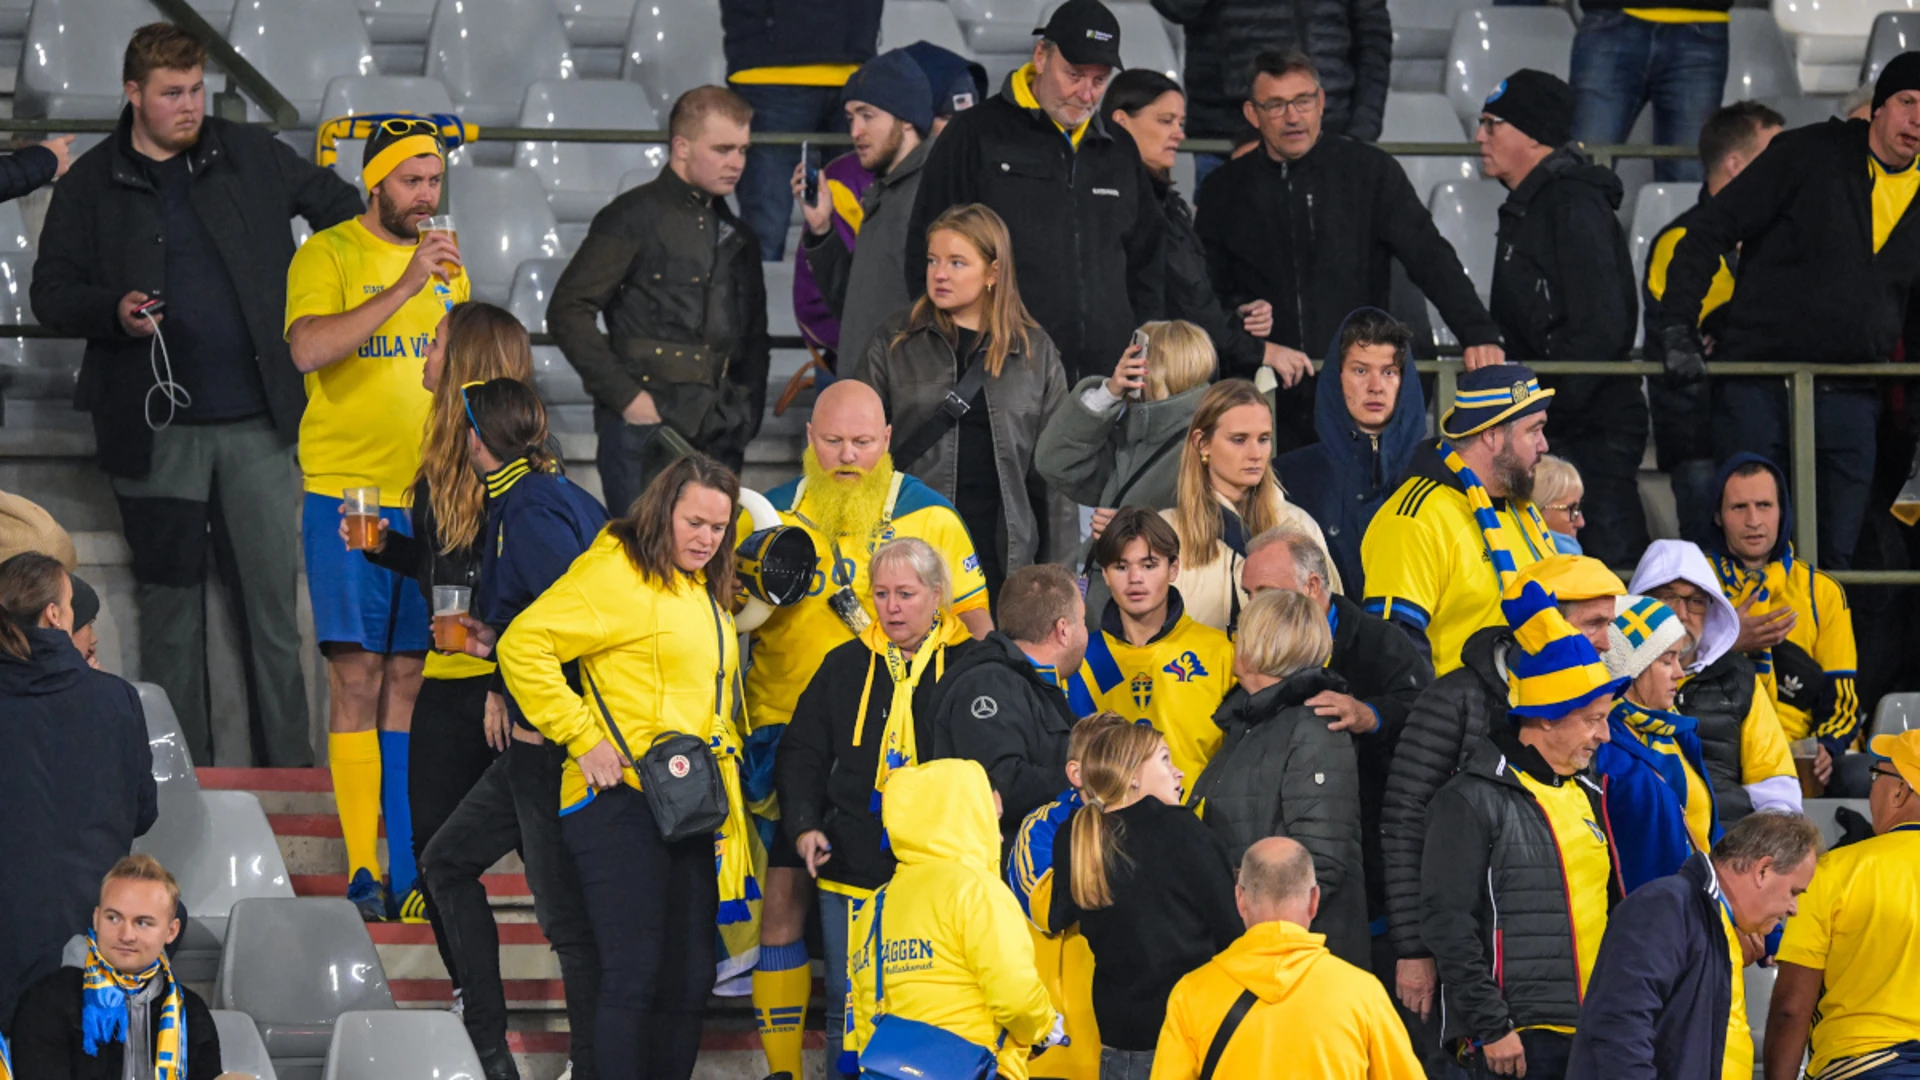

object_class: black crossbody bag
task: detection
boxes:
[582,665,736,843]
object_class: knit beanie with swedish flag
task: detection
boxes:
[1504,580,1630,721]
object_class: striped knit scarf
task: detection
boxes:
[853,613,971,845]
[1440,442,1556,594]
[1711,545,1791,676]
[80,931,184,1080]
[1614,699,1705,831]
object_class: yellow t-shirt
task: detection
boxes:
[1871,154,1920,253]
[1646,226,1736,323]
[285,218,469,507]
[1717,898,1754,1080]
[1776,825,1920,1077]
[742,473,989,731]
[1622,8,1730,21]
[1738,684,1798,786]
[728,63,860,86]
[1069,610,1237,784]
[1517,772,1612,999]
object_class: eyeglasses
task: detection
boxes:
[1650,590,1713,616]
[1250,93,1321,118]
[1546,502,1584,521]
[1476,116,1509,133]
[1871,765,1906,785]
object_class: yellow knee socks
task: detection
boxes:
[754,940,811,1077]
[329,730,384,880]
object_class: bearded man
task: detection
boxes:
[741,377,992,1076]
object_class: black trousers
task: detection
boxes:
[561,786,715,1080]
[410,674,501,982]
[423,739,601,1077]
[1464,1029,1570,1080]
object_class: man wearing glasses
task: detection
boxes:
[1767,728,1920,1080]
[1193,48,1502,455]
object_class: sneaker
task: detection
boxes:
[345,869,389,923]
[554,1061,572,1080]
[475,1040,520,1080]
[395,884,429,923]
[449,988,464,1018]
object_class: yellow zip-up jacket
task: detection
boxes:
[848,760,1056,1080]
[1152,919,1424,1080]
[498,530,740,813]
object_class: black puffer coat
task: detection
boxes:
[1381,624,1510,958]
[1675,648,1761,825]
[1151,0,1393,143]
[1188,667,1368,968]
[1421,727,1623,1044]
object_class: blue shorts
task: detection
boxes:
[302,492,431,653]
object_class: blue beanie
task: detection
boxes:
[842,49,934,136]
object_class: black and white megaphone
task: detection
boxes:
[735,488,819,632]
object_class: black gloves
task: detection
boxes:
[1649,322,1709,388]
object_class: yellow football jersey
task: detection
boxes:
[1068,604,1237,783]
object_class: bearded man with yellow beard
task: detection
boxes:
[741,378,992,1078]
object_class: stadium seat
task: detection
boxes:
[0,253,84,402]
[317,75,460,186]
[1726,8,1800,101]
[215,898,395,1080]
[135,681,198,793]
[355,0,435,45]
[880,0,974,56]
[950,0,1045,54]
[515,80,667,222]
[1872,691,1920,738]
[1425,178,1505,346]
[320,1011,483,1080]
[134,789,293,984]
[623,2,725,121]
[506,257,593,407]
[1773,0,1914,94]
[1112,5,1180,80]
[0,0,29,38]
[1383,91,1477,206]
[1392,0,1480,62]
[1745,964,1774,1048]
[1443,8,1577,134]
[424,0,575,128]
[17,0,173,119]
[226,0,377,128]
[444,166,567,304]
[212,1010,281,1080]
[763,258,799,340]
[1863,11,1920,84]
[552,0,637,48]
[1627,182,1701,286]
[1802,797,1873,847]
[1758,92,1844,127]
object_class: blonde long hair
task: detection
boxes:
[1173,379,1285,568]
[896,203,1038,378]
[1069,720,1169,910]
[415,302,535,554]
[1140,320,1216,401]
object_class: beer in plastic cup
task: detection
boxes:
[343,487,381,551]
[419,214,458,274]
[1790,737,1826,798]
[432,585,471,653]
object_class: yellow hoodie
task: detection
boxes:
[498,530,742,813]
[1150,920,1424,1080]
[848,760,1057,1080]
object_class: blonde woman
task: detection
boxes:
[1534,454,1586,555]
[1048,720,1240,1079]
[1159,379,1341,633]
[859,203,1070,598]
[1187,589,1369,968]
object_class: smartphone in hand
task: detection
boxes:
[1127,328,1150,400]
[801,141,820,205]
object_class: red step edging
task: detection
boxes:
[268,814,385,839]
[369,921,553,946]
[202,767,334,792]
[293,873,529,898]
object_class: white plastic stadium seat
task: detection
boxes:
[1393,0,1479,61]
[1112,5,1179,81]
[1802,797,1873,848]
[226,0,378,128]
[1758,92,1845,127]
[321,1011,483,1080]
[355,0,435,45]
[136,681,199,793]
[1627,182,1701,288]
[506,257,593,407]
[445,166,567,305]
[215,898,395,1080]
[425,0,575,128]
[1726,9,1800,101]
[17,0,173,119]
[880,0,974,56]
[211,1011,280,1080]
[1873,692,1920,738]
[0,0,30,38]
[1444,8,1577,134]
[623,2,726,121]
[951,0,1046,54]
[1425,177,1505,344]
[1383,91,1476,207]
[1863,11,1920,84]
[317,75,460,188]
[551,0,636,48]
[1774,0,1920,94]
[1745,964,1774,1049]
[0,253,84,402]
[515,80,667,222]
[133,789,293,984]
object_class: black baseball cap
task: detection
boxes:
[1034,0,1123,69]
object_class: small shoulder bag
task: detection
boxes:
[582,667,729,843]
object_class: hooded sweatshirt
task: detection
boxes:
[1276,306,1428,599]
[1704,453,1859,755]
[1150,919,1426,1080]
[847,759,1056,1080]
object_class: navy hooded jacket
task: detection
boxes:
[1708,452,1793,565]
[1275,307,1426,598]
[1592,709,1721,894]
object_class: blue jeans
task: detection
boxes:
[1711,379,1879,571]
[1569,10,1727,183]
[820,889,857,1075]
[732,84,849,261]
[592,408,660,522]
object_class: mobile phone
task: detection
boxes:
[801,141,820,205]
[1127,329,1150,400]
[132,295,166,318]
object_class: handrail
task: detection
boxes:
[147,0,300,131]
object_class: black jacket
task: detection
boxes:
[906,70,1167,384]
[362,477,480,608]
[925,631,1076,836]
[1567,854,1735,1080]
[774,634,980,893]
[1657,118,1920,368]
[30,109,363,479]
[1675,648,1762,825]
[1152,0,1392,143]
[0,629,157,1027]
[1641,191,1729,469]
[719,0,882,72]
[1156,178,1264,377]
[1188,667,1369,968]
[1048,797,1242,1050]
[1490,145,1640,427]
[1421,727,1623,1044]
[547,167,770,465]
[1382,624,1509,957]
[10,965,222,1080]
[0,145,57,205]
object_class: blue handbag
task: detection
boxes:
[856,887,1005,1080]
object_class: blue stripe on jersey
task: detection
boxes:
[1082,629,1126,694]
[1067,672,1097,717]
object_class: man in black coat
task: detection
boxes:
[1650,53,1920,571]
[905,0,1167,384]
[926,564,1082,837]
[1476,68,1646,571]
[1567,812,1821,1080]
[0,133,71,203]
[1195,48,1502,452]
[31,24,361,769]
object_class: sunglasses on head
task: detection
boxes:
[459,380,484,433]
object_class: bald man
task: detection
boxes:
[744,378,993,1075]
[1154,837,1425,1079]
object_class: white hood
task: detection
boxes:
[1628,540,1739,674]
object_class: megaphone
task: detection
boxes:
[735,487,819,632]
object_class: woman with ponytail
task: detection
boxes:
[0,552,157,1029]
[1047,721,1239,1079]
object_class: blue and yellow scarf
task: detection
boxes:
[1711,545,1790,677]
[1440,442,1556,596]
[853,613,972,846]
[1613,700,1717,853]
[80,931,185,1080]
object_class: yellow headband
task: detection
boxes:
[362,133,444,192]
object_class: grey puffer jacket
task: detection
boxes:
[1675,648,1761,825]
[1382,624,1510,958]
[1187,667,1369,969]
[859,307,1072,572]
